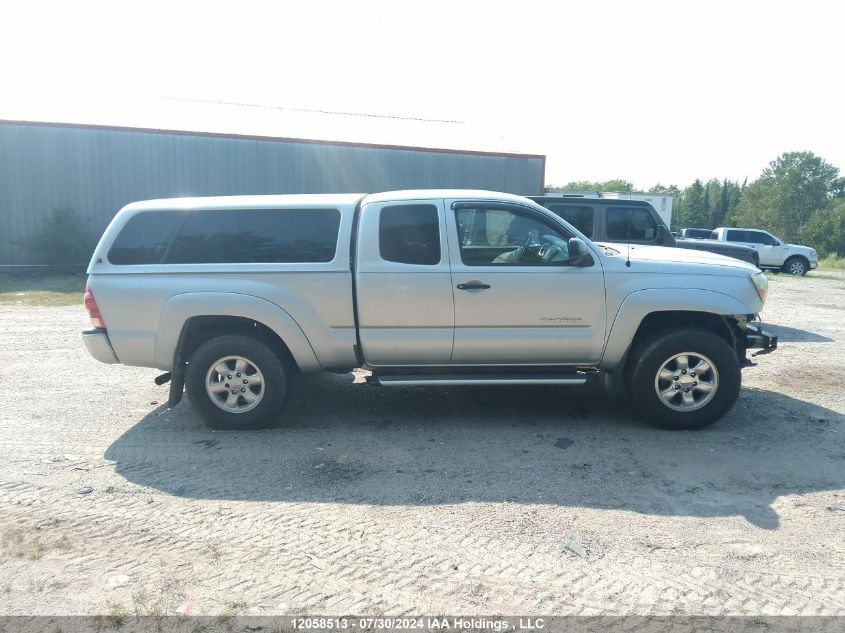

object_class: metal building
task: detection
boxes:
[0,116,545,265]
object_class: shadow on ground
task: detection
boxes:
[105,374,844,529]
[764,323,834,343]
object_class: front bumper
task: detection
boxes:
[82,329,119,364]
[745,323,778,355]
[810,261,818,270]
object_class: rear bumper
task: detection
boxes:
[745,323,778,354]
[82,329,119,364]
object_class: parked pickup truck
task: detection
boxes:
[529,196,760,267]
[678,228,713,240]
[710,227,818,275]
[82,190,777,431]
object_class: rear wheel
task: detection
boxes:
[186,335,289,430]
[628,328,741,430]
[783,257,808,276]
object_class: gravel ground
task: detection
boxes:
[1,272,844,617]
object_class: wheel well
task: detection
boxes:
[176,316,297,370]
[630,311,737,354]
[622,311,741,396]
[784,254,809,265]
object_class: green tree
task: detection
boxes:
[712,179,729,228]
[552,179,636,192]
[710,179,744,228]
[683,179,709,228]
[550,180,595,191]
[798,198,845,257]
[598,179,636,192]
[734,151,844,241]
[649,183,681,197]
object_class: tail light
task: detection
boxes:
[84,283,106,329]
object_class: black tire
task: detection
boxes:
[782,256,808,276]
[186,334,289,430]
[627,328,741,430]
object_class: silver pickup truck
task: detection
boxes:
[82,190,777,431]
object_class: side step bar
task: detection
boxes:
[367,373,598,387]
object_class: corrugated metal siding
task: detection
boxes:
[0,122,544,265]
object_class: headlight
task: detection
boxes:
[750,271,768,304]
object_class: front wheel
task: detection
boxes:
[186,335,290,430]
[783,257,808,276]
[627,328,741,430]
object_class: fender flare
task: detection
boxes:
[600,288,753,369]
[154,292,321,372]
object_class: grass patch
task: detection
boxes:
[130,575,186,621]
[1,525,72,560]
[215,600,248,625]
[93,601,128,629]
[818,254,845,270]
[807,272,845,281]
[28,577,66,593]
[0,273,86,306]
[2,526,48,559]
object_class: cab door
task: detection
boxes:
[747,230,785,266]
[445,200,606,365]
[354,198,455,365]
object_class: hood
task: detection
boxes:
[596,243,758,273]
[680,237,752,250]
[785,243,816,255]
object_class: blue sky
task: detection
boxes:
[2,0,843,188]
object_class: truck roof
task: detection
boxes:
[530,195,655,207]
[362,190,535,205]
[120,190,540,213]
[121,193,367,211]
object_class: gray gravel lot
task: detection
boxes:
[1,272,844,616]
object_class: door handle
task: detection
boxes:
[457,281,491,290]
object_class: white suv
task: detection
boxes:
[711,228,818,275]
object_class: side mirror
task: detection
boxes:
[568,238,594,267]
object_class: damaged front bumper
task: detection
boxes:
[743,322,778,361]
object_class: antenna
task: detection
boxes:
[625,212,632,267]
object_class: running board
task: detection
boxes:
[367,373,598,387]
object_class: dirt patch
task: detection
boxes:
[0,276,843,615]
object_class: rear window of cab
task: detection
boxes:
[107,208,341,265]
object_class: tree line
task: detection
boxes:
[549,151,845,256]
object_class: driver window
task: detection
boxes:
[454,207,571,266]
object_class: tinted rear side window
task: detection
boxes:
[606,207,658,241]
[165,209,341,264]
[108,211,185,265]
[726,230,748,242]
[749,231,776,245]
[545,204,594,238]
[379,204,441,265]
